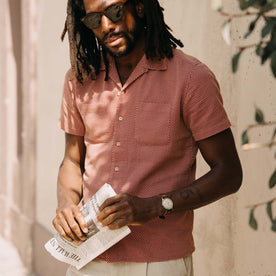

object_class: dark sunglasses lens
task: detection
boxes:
[105,4,124,22]
[82,3,124,29]
[83,13,101,29]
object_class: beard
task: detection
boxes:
[98,17,144,58]
[104,32,137,58]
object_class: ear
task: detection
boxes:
[135,2,144,18]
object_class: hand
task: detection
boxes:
[52,203,88,244]
[96,193,160,230]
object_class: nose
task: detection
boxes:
[101,15,116,35]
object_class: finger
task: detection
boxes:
[101,209,129,227]
[99,194,123,211]
[74,210,88,234]
[106,218,128,230]
[63,210,87,241]
[53,218,73,241]
[53,216,77,242]
[97,201,127,222]
[55,224,73,242]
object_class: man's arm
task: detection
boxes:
[52,133,88,243]
[96,128,242,229]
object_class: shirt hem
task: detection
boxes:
[96,248,195,263]
[59,123,85,136]
[193,121,231,141]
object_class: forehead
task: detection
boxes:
[83,0,127,13]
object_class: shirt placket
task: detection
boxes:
[110,88,129,184]
[107,57,149,186]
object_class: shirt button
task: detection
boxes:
[119,116,123,121]
[117,90,125,96]
[114,167,119,172]
[116,142,121,147]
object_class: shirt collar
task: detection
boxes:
[99,53,168,72]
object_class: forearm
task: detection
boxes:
[97,163,242,229]
[56,158,84,213]
[53,133,87,242]
[162,162,242,215]
[97,129,243,228]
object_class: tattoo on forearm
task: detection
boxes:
[180,189,194,200]
[180,186,203,201]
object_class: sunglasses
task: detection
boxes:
[81,1,128,29]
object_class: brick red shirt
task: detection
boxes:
[59,49,231,262]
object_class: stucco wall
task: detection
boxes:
[36,0,69,231]
[1,0,275,275]
[159,1,276,275]
[36,0,276,274]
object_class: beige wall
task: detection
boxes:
[0,0,37,270]
[159,1,276,275]
[36,0,69,231]
[0,0,275,275]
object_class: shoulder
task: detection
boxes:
[169,49,216,81]
[63,68,97,92]
[63,68,77,90]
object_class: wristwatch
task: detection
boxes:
[159,194,174,219]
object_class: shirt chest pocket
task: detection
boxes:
[78,103,114,143]
[135,102,171,145]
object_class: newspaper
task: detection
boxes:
[45,183,131,270]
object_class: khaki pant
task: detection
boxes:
[66,256,194,276]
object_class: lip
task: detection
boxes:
[106,35,124,47]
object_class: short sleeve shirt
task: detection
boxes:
[59,49,231,262]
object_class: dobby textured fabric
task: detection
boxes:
[59,49,231,263]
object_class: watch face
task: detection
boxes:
[162,198,173,210]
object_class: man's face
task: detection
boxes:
[83,0,144,58]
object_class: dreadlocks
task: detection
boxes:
[62,0,183,84]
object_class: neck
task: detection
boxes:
[115,35,145,69]
[114,36,145,85]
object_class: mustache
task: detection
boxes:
[102,31,126,43]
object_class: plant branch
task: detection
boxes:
[219,8,274,19]
[242,141,276,150]
[237,39,270,51]
[219,10,260,18]
[246,121,276,130]
[246,197,276,209]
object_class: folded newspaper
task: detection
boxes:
[45,183,131,270]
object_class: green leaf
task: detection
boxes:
[238,0,248,9]
[255,107,264,124]
[269,168,276,188]
[266,201,273,222]
[271,219,276,232]
[270,50,276,77]
[261,19,274,38]
[241,130,249,145]
[261,41,273,64]
[271,221,276,232]
[232,51,242,73]
[256,44,264,57]
[244,21,256,38]
[248,0,258,8]
[272,127,276,141]
[249,208,258,230]
[267,0,276,5]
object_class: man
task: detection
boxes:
[52,0,243,275]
